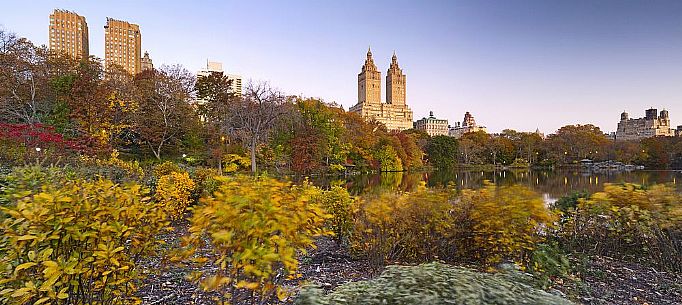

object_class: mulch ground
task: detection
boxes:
[137,219,682,305]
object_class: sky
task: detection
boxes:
[2,0,682,134]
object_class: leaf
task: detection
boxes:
[14,262,38,275]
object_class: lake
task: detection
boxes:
[310,169,682,203]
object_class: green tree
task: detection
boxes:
[427,135,458,169]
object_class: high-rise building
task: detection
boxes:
[49,9,89,60]
[616,108,674,140]
[197,61,243,98]
[104,18,141,75]
[449,112,487,138]
[414,111,449,136]
[386,52,405,105]
[349,48,413,131]
[140,51,153,71]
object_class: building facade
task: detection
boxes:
[677,125,682,137]
[197,61,243,99]
[140,51,153,71]
[49,9,89,60]
[349,49,413,131]
[104,18,141,75]
[449,111,487,138]
[414,111,449,136]
[615,108,674,140]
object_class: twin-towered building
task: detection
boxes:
[48,9,148,75]
[349,48,414,131]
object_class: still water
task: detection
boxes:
[309,169,682,203]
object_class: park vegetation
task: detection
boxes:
[1,28,681,304]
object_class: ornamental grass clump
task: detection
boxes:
[178,175,331,305]
[0,168,169,305]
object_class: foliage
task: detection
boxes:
[457,183,557,266]
[559,183,682,271]
[351,182,556,268]
[152,160,184,177]
[373,145,403,172]
[221,154,251,174]
[350,184,452,266]
[189,167,221,198]
[528,242,571,289]
[78,150,144,182]
[295,262,573,305]
[552,191,590,214]
[154,171,196,220]
[0,168,169,305]
[179,175,331,304]
[0,123,88,165]
[315,185,355,244]
[426,135,458,169]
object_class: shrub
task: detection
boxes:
[315,185,354,244]
[154,171,196,220]
[179,175,331,304]
[350,182,556,268]
[295,262,573,305]
[152,161,183,177]
[221,154,250,173]
[0,172,168,305]
[351,184,452,267]
[457,183,557,266]
[560,183,682,271]
[528,242,571,289]
[78,150,144,182]
[189,167,221,198]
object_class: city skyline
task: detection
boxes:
[2,0,682,134]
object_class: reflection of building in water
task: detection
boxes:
[616,108,674,140]
[414,111,449,136]
[449,112,487,138]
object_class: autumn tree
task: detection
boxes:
[0,30,56,124]
[217,81,288,173]
[545,124,609,163]
[134,65,197,160]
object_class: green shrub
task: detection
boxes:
[0,170,169,305]
[178,175,331,304]
[528,242,571,289]
[295,262,573,305]
[315,185,354,244]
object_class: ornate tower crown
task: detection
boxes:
[362,46,378,72]
[386,51,406,105]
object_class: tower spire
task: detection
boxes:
[367,46,372,58]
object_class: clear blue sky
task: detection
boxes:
[2,0,682,134]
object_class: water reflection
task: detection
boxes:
[309,169,682,202]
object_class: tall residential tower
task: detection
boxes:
[104,18,141,75]
[350,48,413,131]
[49,9,89,60]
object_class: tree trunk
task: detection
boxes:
[250,140,257,173]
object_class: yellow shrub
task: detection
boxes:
[351,184,452,266]
[561,183,682,271]
[152,161,183,177]
[190,167,221,198]
[0,175,168,305]
[350,182,555,268]
[179,175,331,304]
[155,171,195,219]
[458,182,556,266]
[221,154,250,173]
[79,150,144,180]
